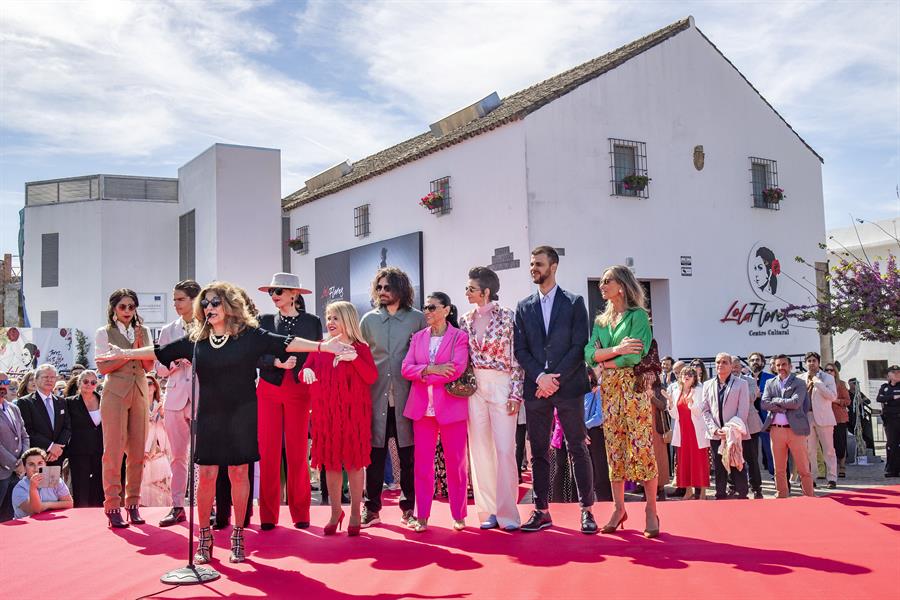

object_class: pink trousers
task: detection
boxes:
[413,417,468,521]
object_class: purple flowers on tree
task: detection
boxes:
[786,233,900,343]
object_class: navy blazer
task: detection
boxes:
[15,392,72,463]
[514,287,590,401]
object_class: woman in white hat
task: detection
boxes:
[256,273,323,531]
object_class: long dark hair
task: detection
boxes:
[371,267,415,310]
[428,292,458,329]
[756,247,778,294]
[106,288,143,328]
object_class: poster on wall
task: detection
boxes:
[314,232,423,321]
[0,327,75,377]
[137,293,167,325]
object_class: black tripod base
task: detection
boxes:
[160,565,221,585]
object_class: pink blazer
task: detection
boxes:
[401,324,470,424]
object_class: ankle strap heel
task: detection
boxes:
[229,526,246,563]
[194,527,214,564]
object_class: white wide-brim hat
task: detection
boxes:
[258,272,311,294]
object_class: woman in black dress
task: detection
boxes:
[66,370,104,507]
[97,281,352,564]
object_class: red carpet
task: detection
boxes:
[2,488,897,600]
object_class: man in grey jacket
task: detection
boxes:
[761,354,813,498]
[359,267,426,528]
[0,371,29,521]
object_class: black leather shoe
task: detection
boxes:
[106,509,129,529]
[158,507,186,527]
[126,505,145,525]
[754,490,764,499]
[294,521,310,529]
[521,510,552,532]
[580,510,598,535]
[260,522,275,531]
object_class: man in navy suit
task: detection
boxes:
[514,246,596,534]
[16,364,71,468]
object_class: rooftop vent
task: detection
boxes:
[305,161,352,192]
[429,92,501,138]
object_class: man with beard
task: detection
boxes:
[514,246,596,534]
[359,267,426,528]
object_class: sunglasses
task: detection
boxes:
[465,286,481,293]
[81,380,98,385]
[200,297,223,309]
[268,288,285,297]
[423,304,442,312]
[375,284,392,292]
[117,303,136,311]
[824,368,835,372]
[599,278,615,286]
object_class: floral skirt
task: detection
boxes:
[600,367,658,482]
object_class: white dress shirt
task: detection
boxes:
[94,320,136,357]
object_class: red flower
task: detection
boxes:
[771,259,781,276]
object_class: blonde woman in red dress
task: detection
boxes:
[303,301,378,536]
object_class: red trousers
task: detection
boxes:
[257,373,311,525]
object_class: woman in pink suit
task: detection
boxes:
[402,291,470,532]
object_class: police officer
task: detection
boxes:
[876,365,900,478]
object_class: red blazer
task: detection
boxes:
[401,324,470,424]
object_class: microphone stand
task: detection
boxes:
[161,321,220,585]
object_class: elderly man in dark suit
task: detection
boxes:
[762,354,813,497]
[15,363,71,467]
[1,371,29,521]
[515,246,596,534]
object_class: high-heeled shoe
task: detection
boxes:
[643,514,661,539]
[324,511,345,536]
[600,510,628,534]
[347,516,361,537]
[126,505,145,525]
[229,526,245,563]
[106,508,129,529]
[410,518,428,533]
[194,527,214,564]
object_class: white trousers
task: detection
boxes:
[468,369,520,528]
[164,404,191,507]
[806,413,837,482]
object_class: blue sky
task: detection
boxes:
[1,0,898,258]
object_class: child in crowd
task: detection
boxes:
[12,447,73,519]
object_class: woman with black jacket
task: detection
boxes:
[256,273,323,530]
[66,370,104,507]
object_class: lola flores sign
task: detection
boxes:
[720,242,790,336]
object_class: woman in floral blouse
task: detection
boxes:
[460,266,525,531]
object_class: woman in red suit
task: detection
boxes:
[302,301,377,536]
[402,291,470,533]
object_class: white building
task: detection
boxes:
[20,143,283,358]
[829,217,900,397]
[284,17,827,361]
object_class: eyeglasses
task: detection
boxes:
[465,286,481,293]
[423,304,440,312]
[268,288,284,297]
[200,298,223,308]
[375,284,392,292]
[116,303,136,311]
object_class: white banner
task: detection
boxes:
[0,327,76,377]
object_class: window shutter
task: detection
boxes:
[179,211,196,280]
[41,233,59,287]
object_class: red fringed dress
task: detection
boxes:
[305,341,378,471]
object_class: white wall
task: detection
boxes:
[23,197,179,351]
[522,25,825,359]
[289,124,531,316]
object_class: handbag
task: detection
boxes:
[632,338,661,392]
[444,331,477,397]
[656,407,673,443]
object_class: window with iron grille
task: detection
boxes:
[354,204,370,238]
[429,177,451,215]
[609,139,649,198]
[293,225,309,255]
[750,157,779,210]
